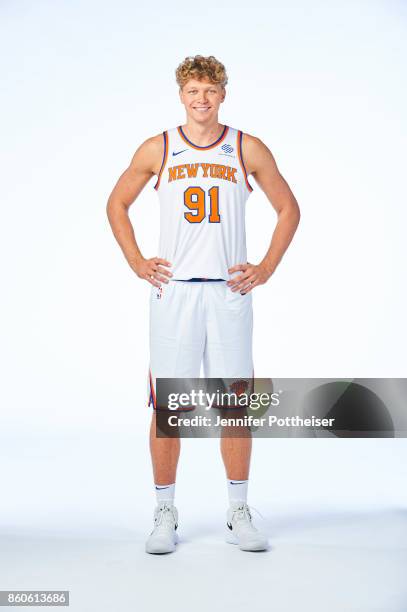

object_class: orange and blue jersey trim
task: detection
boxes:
[154,131,168,190]
[177,125,229,150]
[237,130,253,193]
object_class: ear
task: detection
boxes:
[179,87,184,103]
[221,87,226,103]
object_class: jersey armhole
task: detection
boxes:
[154,131,168,190]
[237,130,253,193]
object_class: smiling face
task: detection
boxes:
[179,77,226,124]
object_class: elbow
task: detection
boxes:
[290,197,301,227]
[106,198,114,227]
[106,196,124,224]
[282,198,300,227]
[295,202,301,226]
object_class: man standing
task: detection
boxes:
[107,55,300,554]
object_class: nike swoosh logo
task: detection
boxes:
[230,481,246,485]
[172,149,187,156]
[155,486,170,490]
[227,522,233,530]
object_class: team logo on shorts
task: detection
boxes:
[229,379,249,396]
[156,286,163,300]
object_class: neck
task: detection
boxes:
[182,118,223,146]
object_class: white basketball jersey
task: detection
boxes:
[153,125,253,280]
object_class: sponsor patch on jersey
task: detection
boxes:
[221,143,234,154]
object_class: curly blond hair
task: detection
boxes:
[175,55,228,89]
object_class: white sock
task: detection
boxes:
[155,482,175,505]
[227,479,248,505]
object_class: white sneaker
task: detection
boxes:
[145,503,179,554]
[226,502,269,551]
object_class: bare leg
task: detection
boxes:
[220,409,252,480]
[149,411,181,485]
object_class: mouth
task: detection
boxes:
[193,106,211,113]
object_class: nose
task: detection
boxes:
[198,92,208,104]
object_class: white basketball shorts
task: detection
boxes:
[147,279,254,411]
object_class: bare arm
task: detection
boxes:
[106,134,172,287]
[228,134,300,293]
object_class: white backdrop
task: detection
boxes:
[0,3,406,608]
[1,0,406,433]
